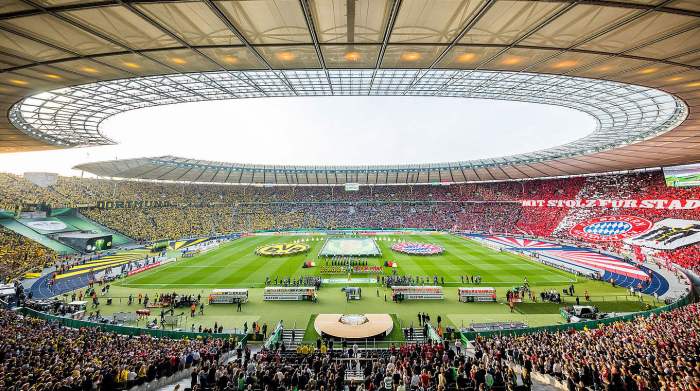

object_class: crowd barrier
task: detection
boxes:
[460,293,692,343]
[264,321,284,349]
[426,323,443,344]
[18,307,249,343]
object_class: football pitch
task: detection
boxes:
[122,234,576,287]
[101,233,655,332]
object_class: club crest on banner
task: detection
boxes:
[255,243,310,256]
[569,216,652,242]
[391,242,444,255]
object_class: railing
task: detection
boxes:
[294,339,413,351]
[19,307,248,342]
[426,323,443,344]
[264,321,284,349]
[460,293,692,343]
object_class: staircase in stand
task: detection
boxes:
[280,328,304,349]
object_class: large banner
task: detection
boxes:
[94,200,174,209]
[569,216,653,242]
[624,218,700,250]
[521,199,700,210]
[19,217,78,234]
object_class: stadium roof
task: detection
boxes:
[1,0,700,184]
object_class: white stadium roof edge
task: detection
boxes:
[1,0,699,184]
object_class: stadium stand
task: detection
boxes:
[2,171,700,271]
[0,308,235,390]
[0,171,699,391]
[476,303,700,391]
[180,303,700,391]
[0,226,56,282]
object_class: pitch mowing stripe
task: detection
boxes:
[120,280,576,288]
[209,237,298,285]
[123,233,579,288]
[175,237,269,286]
[437,235,572,283]
[454,235,576,282]
[125,238,266,286]
[245,237,319,282]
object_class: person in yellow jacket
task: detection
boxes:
[138,363,147,380]
[118,366,129,386]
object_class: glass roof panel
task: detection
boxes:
[136,2,242,47]
[143,48,221,73]
[0,29,71,62]
[257,45,320,69]
[9,69,686,169]
[381,45,446,68]
[461,0,566,45]
[95,53,174,76]
[390,0,485,43]
[437,46,501,68]
[0,14,122,55]
[198,47,267,70]
[520,4,637,49]
[215,0,312,44]
[310,0,392,43]
[0,0,34,14]
[579,12,698,54]
[321,44,380,68]
[672,0,700,11]
[627,27,700,62]
[62,5,179,50]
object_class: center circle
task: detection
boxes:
[339,314,369,326]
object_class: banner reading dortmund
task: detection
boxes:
[94,200,175,209]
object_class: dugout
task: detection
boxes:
[209,289,249,304]
[264,286,317,301]
[458,287,497,302]
[391,286,444,301]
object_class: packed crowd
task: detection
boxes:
[189,340,523,391]
[476,302,700,390]
[81,202,523,242]
[196,298,700,391]
[0,226,56,282]
[1,174,551,208]
[0,308,237,390]
[550,172,700,273]
[3,170,700,272]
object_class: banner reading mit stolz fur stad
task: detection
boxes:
[521,199,700,210]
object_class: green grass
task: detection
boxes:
[120,234,576,288]
[89,233,660,335]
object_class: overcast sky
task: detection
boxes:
[0,96,594,177]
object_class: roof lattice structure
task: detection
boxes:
[0,0,699,183]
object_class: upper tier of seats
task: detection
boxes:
[1,170,699,276]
